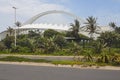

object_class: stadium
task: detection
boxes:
[0,10,111,41]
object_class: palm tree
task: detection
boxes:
[84,16,100,39]
[98,31,117,53]
[15,21,22,35]
[70,19,80,38]
[109,22,120,34]
[109,22,117,30]
[7,26,14,36]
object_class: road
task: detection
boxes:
[0,64,120,80]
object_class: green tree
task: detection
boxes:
[44,38,58,53]
[109,22,120,34]
[115,27,120,34]
[92,41,103,54]
[98,31,117,53]
[17,38,32,48]
[28,30,40,38]
[109,22,117,29]
[54,35,66,49]
[69,19,81,38]
[34,37,45,49]
[0,42,6,51]
[44,29,60,38]
[7,27,14,36]
[3,36,14,49]
[84,16,100,39]
[15,21,22,35]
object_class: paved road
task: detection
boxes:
[0,64,120,80]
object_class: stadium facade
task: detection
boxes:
[0,10,111,41]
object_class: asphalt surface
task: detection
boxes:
[0,64,120,80]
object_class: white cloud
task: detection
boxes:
[52,0,70,3]
[0,0,70,17]
[9,0,69,16]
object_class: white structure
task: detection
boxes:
[0,10,83,41]
[0,10,112,41]
[19,24,70,31]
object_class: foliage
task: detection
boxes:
[11,46,32,53]
[17,38,32,48]
[54,35,67,49]
[0,18,120,66]
[33,37,45,49]
[28,30,40,38]
[82,52,93,62]
[3,36,14,49]
[92,41,103,54]
[7,27,14,36]
[99,32,117,46]
[44,29,60,38]
[97,54,110,63]
[43,38,58,54]
[0,42,6,51]
[69,19,81,38]
[0,56,51,63]
[111,54,120,65]
[83,16,100,38]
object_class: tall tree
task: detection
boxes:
[15,21,22,35]
[109,22,120,34]
[84,16,100,39]
[70,19,80,38]
[98,31,117,53]
[109,22,117,30]
[7,26,14,36]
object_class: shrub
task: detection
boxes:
[111,54,120,65]
[3,36,14,49]
[97,54,109,63]
[11,46,32,53]
[0,42,6,51]
[44,29,60,38]
[54,35,67,49]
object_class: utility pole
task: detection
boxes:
[12,6,17,47]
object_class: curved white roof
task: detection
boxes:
[19,23,70,31]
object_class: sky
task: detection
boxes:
[0,0,120,32]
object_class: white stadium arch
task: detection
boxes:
[23,10,84,25]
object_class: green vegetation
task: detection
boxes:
[0,56,51,63]
[0,56,119,67]
[0,18,120,66]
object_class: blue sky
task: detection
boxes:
[0,0,120,32]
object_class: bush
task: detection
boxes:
[111,54,120,65]
[0,42,6,51]
[11,46,32,53]
[54,35,67,49]
[17,39,31,47]
[97,54,109,63]
[3,36,14,49]
[44,29,60,38]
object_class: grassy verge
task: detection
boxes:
[0,56,51,63]
[0,56,109,67]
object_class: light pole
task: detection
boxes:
[12,6,17,47]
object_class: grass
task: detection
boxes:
[0,56,51,63]
[0,56,96,67]
[0,56,119,67]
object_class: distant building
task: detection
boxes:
[0,10,112,41]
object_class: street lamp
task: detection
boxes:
[12,6,17,47]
